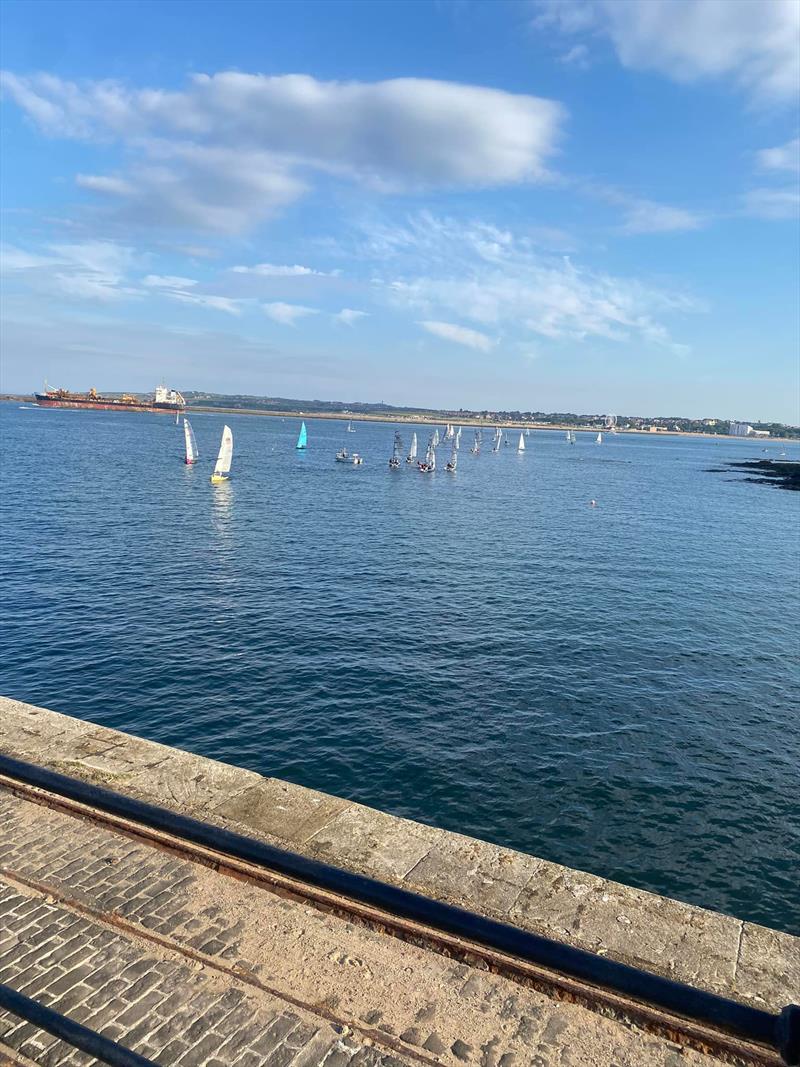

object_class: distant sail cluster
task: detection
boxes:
[185,416,606,485]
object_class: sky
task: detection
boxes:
[1,0,798,422]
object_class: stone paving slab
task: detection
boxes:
[0,878,408,1067]
[1,696,797,1015]
[0,788,726,1067]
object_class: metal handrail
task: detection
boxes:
[0,752,797,1065]
[0,984,157,1067]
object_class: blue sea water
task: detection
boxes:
[1,404,798,933]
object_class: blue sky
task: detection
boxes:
[1,0,798,421]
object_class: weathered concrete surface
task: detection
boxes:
[1,694,797,1028]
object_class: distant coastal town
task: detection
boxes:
[2,388,798,439]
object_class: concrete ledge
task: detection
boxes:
[1,696,797,1013]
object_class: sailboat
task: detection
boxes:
[346,419,356,433]
[445,439,458,472]
[296,421,308,450]
[567,430,576,445]
[418,436,436,473]
[470,430,481,455]
[455,427,461,448]
[183,417,198,465]
[525,428,530,436]
[406,432,418,464]
[491,427,502,453]
[432,428,440,447]
[443,423,454,441]
[596,432,603,444]
[518,432,525,452]
[389,432,402,470]
[210,425,233,484]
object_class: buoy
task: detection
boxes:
[589,499,597,507]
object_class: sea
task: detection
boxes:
[1,403,798,934]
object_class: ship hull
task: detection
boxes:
[35,395,183,414]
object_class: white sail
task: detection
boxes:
[428,443,436,471]
[518,432,525,452]
[433,428,440,447]
[407,432,418,461]
[596,432,603,443]
[565,430,571,441]
[183,418,198,463]
[213,425,233,476]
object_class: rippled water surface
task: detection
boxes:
[2,404,798,932]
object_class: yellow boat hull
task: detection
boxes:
[210,474,229,484]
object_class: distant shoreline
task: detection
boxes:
[2,396,796,443]
[183,405,795,442]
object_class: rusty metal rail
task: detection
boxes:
[0,753,797,1067]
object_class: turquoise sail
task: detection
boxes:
[296,421,307,449]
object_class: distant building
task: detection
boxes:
[752,429,770,437]
[729,421,753,436]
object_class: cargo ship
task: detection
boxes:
[34,384,186,414]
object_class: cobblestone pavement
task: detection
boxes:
[0,787,729,1066]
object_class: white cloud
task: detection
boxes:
[756,138,800,173]
[167,291,242,314]
[419,319,494,352]
[142,274,198,288]
[1,70,565,233]
[231,262,331,277]
[334,308,369,325]
[1,240,140,302]
[534,0,800,103]
[742,187,800,220]
[622,200,704,234]
[367,212,700,350]
[1,245,59,271]
[263,301,319,325]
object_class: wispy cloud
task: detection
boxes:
[419,320,494,351]
[532,0,800,104]
[1,70,566,234]
[2,240,140,302]
[263,301,319,325]
[741,186,800,220]
[231,262,334,277]
[366,211,700,350]
[142,274,197,289]
[756,137,800,173]
[167,291,242,314]
[621,200,704,234]
[559,44,590,69]
[334,308,369,325]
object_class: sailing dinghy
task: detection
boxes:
[389,432,402,470]
[406,432,418,464]
[596,432,603,444]
[210,425,233,484]
[183,417,198,465]
[418,436,436,473]
[445,439,458,472]
[518,432,525,452]
[296,422,308,449]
